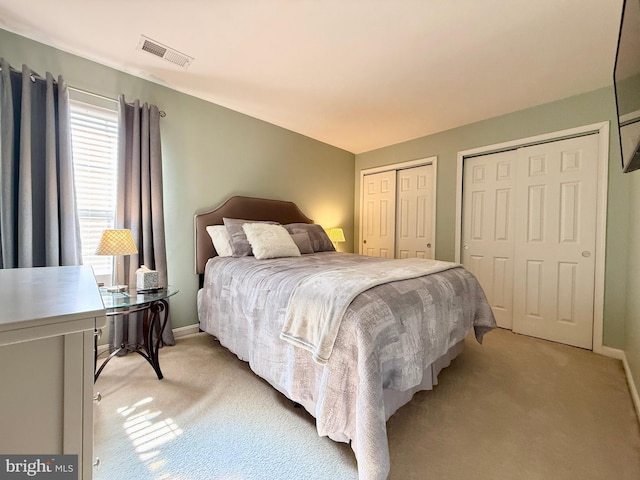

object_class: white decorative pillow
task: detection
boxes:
[242,223,301,260]
[206,225,233,257]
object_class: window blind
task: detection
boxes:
[70,100,118,277]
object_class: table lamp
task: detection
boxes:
[328,227,345,249]
[95,229,138,293]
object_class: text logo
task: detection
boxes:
[0,455,77,480]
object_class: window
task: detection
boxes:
[70,100,118,284]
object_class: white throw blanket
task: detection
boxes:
[280,258,460,364]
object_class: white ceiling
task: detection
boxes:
[0,0,624,154]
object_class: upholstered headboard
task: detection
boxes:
[194,196,314,275]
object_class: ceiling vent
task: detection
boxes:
[136,35,194,69]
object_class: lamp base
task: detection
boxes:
[106,285,128,293]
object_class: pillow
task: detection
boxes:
[205,225,233,257]
[290,232,314,254]
[223,218,276,257]
[242,223,301,260]
[284,223,335,252]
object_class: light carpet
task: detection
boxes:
[94,328,640,480]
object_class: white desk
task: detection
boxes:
[0,266,106,480]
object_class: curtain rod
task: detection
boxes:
[0,67,166,117]
[69,86,167,117]
[69,86,117,104]
[0,65,42,84]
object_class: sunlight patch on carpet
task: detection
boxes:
[116,396,184,474]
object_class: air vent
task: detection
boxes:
[136,35,194,69]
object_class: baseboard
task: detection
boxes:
[598,345,625,360]
[96,323,201,355]
[601,346,640,424]
[622,354,640,424]
[172,323,201,338]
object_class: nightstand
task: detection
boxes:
[95,286,178,381]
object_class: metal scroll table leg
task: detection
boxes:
[95,344,125,382]
[94,317,126,382]
[142,298,169,380]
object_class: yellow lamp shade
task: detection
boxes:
[328,228,345,243]
[95,229,138,256]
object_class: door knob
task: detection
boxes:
[427,243,432,248]
[463,245,469,250]
[581,251,591,258]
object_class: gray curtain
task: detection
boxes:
[0,58,82,268]
[110,95,175,350]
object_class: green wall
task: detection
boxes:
[355,87,629,351]
[1,28,355,331]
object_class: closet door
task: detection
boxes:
[396,164,435,259]
[461,150,516,329]
[461,134,599,348]
[512,135,598,349]
[361,170,396,257]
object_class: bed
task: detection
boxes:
[195,196,496,480]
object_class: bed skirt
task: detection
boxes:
[382,339,464,420]
[285,338,465,428]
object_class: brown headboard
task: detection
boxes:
[194,196,314,275]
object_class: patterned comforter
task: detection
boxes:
[197,252,496,479]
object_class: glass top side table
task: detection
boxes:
[95,285,178,382]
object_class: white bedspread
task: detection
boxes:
[281,258,459,364]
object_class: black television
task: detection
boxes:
[614,0,640,173]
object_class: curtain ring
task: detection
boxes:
[159,111,166,118]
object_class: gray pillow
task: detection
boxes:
[223,218,276,256]
[290,232,314,254]
[284,223,335,252]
